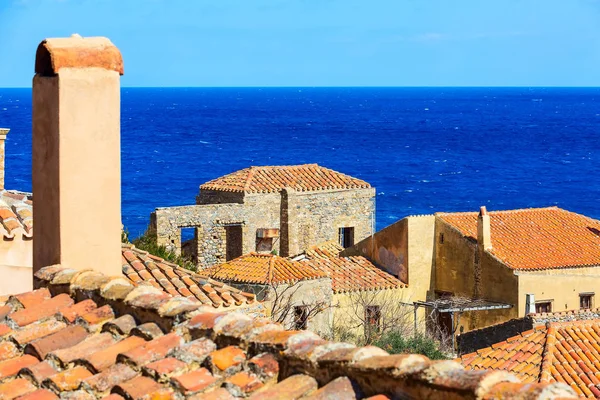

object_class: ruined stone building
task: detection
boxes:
[151,164,375,268]
[0,34,571,400]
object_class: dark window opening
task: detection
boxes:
[439,233,444,244]
[339,227,355,248]
[365,305,381,333]
[225,225,243,261]
[294,306,309,330]
[580,293,594,309]
[181,227,195,242]
[256,237,274,253]
[535,301,552,314]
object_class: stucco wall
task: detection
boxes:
[517,266,600,316]
[0,237,33,295]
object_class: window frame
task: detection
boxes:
[535,301,552,314]
[293,305,310,330]
[580,293,595,309]
[339,227,355,248]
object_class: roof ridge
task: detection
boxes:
[436,206,561,217]
[539,325,556,383]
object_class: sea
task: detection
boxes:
[1,87,599,239]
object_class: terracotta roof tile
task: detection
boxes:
[291,240,344,261]
[204,253,329,285]
[438,207,600,270]
[200,164,371,194]
[301,256,406,293]
[0,263,576,399]
[0,190,33,240]
[460,319,600,398]
[121,244,259,311]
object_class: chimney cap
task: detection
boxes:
[35,36,124,77]
[479,206,488,217]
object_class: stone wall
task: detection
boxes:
[456,316,534,355]
[154,186,375,268]
[283,187,375,257]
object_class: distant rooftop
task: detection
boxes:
[200,164,371,194]
[437,206,600,271]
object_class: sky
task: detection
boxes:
[0,0,599,87]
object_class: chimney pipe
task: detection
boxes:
[32,35,124,276]
[526,293,536,315]
[477,206,492,251]
[0,129,9,190]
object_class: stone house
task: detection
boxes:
[346,206,600,339]
[151,164,375,268]
[204,250,408,338]
[0,33,578,400]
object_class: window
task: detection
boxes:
[439,233,444,244]
[180,227,195,243]
[225,225,243,261]
[339,227,355,248]
[535,301,552,314]
[294,306,309,330]
[365,305,381,332]
[580,293,594,309]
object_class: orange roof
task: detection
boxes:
[459,319,600,398]
[292,240,344,260]
[200,164,371,193]
[204,253,329,285]
[0,190,33,239]
[121,244,257,309]
[302,256,406,293]
[437,207,600,270]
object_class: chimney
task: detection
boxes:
[32,35,124,276]
[477,206,492,251]
[0,129,8,190]
[525,293,536,314]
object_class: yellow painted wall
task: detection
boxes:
[517,267,600,316]
[332,287,413,338]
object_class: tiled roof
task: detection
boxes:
[204,253,329,285]
[437,206,600,270]
[459,319,600,398]
[0,265,574,400]
[200,164,371,193]
[121,244,258,310]
[301,256,407,293]
[0,190,33,240]
[291,240,344,261]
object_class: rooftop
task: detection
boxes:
[200,164,371,194]
[291,240,344,261]
[0,190,33,240]
[459,319,600,398]
[437,206,600,270]
[203,253,329,285]
[301,256,406,294]
[121,244,259,311]
[0,264,576,399]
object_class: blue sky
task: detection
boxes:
[1,0,599,87]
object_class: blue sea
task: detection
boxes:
[1,87,599,238]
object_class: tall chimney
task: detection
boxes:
[525,293,536,315]
[477,206,492,251]
[32,35,124,276]
[0,129,8,190]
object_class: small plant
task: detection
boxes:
[132,229,196,271]
[374,331,448,360]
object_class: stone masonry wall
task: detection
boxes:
[456,316,534,355]
[283,187,375,257]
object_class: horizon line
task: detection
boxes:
[1,85,600,90]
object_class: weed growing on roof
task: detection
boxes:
[131,229,196,271]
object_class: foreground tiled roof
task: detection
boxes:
[0,190,32,240]
[121,244,258,311]
[459,319,600,398]
[200,164,371,193]
[204,253,329,285]
[0,265,576,400]
[437,206,600,270]
[301,256,407,294]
